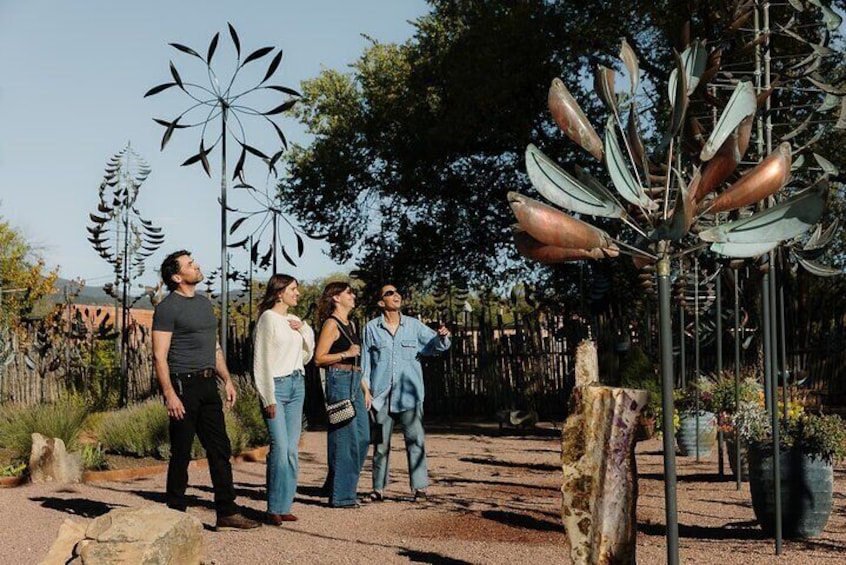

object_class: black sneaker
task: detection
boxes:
[413,489,428,502]
[215,513,262,531]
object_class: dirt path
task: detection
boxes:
[2,425,845,564]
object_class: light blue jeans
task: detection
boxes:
[325,368,370,507]
[372,402,429,492]
[265,370,305,515]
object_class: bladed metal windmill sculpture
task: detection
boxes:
[508,2,843,562]
[87,143,165,407]
[145,23,301,355]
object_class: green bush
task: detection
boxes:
[81,443,109,471]
[0,396,89,459]
[97,398,252,460]
[232,383,269,447]
[0,461,27,478]
[96,399,170,458]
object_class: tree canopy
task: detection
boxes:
[0,216,57,329]
[279,0,846,301]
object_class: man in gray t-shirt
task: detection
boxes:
[152,250,260,531]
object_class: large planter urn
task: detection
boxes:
[676,410,717,457]
[747,443,834,538]
[726,437,749,481]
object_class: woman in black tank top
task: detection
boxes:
[313,281,371,507]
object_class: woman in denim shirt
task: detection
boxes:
[253,274,315,525]
[314,281,372,507]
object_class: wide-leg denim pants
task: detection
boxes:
[325,368,369,507]
[372,402,429,492]
[264,370,305,515]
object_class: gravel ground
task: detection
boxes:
[2,424,845,564]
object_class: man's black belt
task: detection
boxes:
[172,368,216,379]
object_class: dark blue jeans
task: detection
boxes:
[324,368,370,507]
[166,374,236,517]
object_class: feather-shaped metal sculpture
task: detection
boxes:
[694,116,753,202]
[548,79,603,161]
[710,240,781,258]
[525,144,623,218]
[620,39,639,95]
[701,142,792,213]
[604,116,658,211]
[700,81,757,161]
[699,183,826,244]
[508,192,614,250]
[513,227,618,263]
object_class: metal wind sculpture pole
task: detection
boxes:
[507,3,843,562]
[145,23,300,356]
[87,143,165,407]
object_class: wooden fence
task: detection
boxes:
[3,296,846,420]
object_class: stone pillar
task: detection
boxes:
[561,340,646,564]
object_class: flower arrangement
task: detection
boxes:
[674,377,715,414]
[731,401,846,464]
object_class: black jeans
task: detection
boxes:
[166,374,237,517]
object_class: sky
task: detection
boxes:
[0,0,429,290]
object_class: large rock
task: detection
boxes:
[29,433,83,484]
[42,506,203,564]
[560,340,647,565]
[39,519,86,565]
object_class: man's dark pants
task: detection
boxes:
[166,374,237,517]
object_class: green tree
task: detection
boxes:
[0,216,57,329]
[279,0,846,304]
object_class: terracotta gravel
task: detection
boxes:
[2,425,845,564]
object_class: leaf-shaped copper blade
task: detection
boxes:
[508,191,613,250]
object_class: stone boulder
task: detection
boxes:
[42,506,203,564]
[39,519,86,565]
[29,433,83,484]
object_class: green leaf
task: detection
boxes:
[524,144,623,218]
[604,116,657,210]
[700,81,756,161]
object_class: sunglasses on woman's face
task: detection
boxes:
[382,289,401,298]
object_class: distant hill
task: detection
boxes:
[49,278,156,310]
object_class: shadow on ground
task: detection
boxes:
[30,496,124,519]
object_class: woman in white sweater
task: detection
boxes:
[252,274,314,525]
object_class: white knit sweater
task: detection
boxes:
[252,310,315,407]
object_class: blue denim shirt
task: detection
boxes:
[361,314,451,413]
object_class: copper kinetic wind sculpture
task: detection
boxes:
[507,2,843,563]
